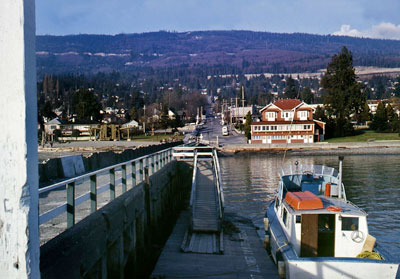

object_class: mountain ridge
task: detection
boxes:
[36,30,400,76]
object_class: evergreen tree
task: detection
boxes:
[244,111,252,139]
[72,89,101,122]
[386,103,395,123]
[370,102,387,131]
[159,104,170,129]
[313,105,326,121]
[394,76,400,98]
[284,77,297,99]
[301,87,314,104]
[359,101,370,124]
[375,81,385,100]
[321,46,365,137]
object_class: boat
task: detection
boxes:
[264,157,399,278]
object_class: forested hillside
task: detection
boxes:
[36,30,400,77]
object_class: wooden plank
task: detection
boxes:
[152,210,278,278]
[301,214,319,257]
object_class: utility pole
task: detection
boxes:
[143,105,146,134]
[241,86,245,107]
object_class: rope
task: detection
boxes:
[356,251,382,260]
[276,241,289,252]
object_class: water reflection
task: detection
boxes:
[220,153,400,261]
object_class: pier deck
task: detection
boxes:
[151,210,278,279]
[192,160,219,232]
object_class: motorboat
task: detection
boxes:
[264,158,399,278]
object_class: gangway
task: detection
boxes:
[173,146,224,254]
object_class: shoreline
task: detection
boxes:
[219,141,400,156]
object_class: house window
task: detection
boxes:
[266,111,276,120]
[298,110,308,120]
[284,111,293,120]
[253,136,261,140]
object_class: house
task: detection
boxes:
[251,99,325,144]
[121,119,140,129]
[168,109,176,120]
[44,117,64,135]
[230,105,259,124]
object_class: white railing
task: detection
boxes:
[39,148,174,229]
[189,150,198,208]
[280,164,339,178]
[183,146,224,224]
[213,149,225,219]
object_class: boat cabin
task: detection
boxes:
[274,165,369,258]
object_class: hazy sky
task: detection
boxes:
[36,0,400,39]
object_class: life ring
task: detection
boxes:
[326,206,342,212]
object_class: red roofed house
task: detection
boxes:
[251,99,325,144]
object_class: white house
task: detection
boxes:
[121,119,141,129]
[44,118,63,135]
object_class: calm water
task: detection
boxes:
[220,153,400,261]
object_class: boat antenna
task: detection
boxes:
[338,156,344,199]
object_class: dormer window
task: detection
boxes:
[266,111,277,121]
[283,111,294,121]
[298,110,308,120]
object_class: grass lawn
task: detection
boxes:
[325,130,400,143]
[131,134,184,142]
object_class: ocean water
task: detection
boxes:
[219,153,400,263]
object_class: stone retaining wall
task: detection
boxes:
[40,160,192,279]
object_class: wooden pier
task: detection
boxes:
[152,147,278,278]
[151,210,278,278]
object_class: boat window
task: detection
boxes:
[283,208,288,226]
[296,215,301,224]
[341,217,359,231]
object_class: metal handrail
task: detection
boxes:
[189,150,198,208]
[212,149,224,220]
[213,149,225,209]
[39,147,174,228]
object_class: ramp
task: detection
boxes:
[192,160,219,232]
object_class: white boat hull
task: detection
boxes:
[267,202,399,279]
[286,259,398,279]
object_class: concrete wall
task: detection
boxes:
[40,160,192,279]
[39,141,183,184]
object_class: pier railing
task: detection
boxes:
[39,148,174,231]
[177,145,224,231]
[212,148,224,219]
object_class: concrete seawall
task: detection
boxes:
[40,160,192,279]
[39,141,182,184]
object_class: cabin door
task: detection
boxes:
[317,214,335,257]
[300,214,318,257]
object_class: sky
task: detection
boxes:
[36,0,400,40]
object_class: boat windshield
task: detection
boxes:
[280,164,338,178]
